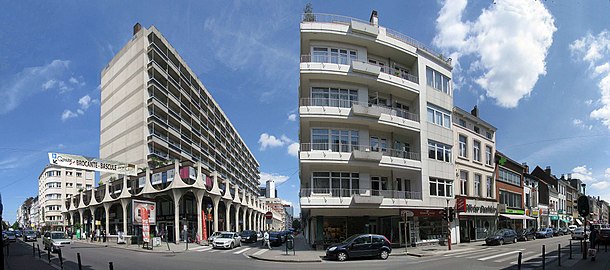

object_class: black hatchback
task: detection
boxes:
[485,229,518,245]
[326,234,392,261]
[240,230,258,243]
[516,228,536,241]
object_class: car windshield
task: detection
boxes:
[342,234,361,243]
[25,231,36,235]
[218,233,234,238]
[51,233,65,239]
[5,232,15,236]
[491,230,506,236]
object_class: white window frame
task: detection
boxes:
[474,174,482,197]
[485,145,493,165]
[473,140,481,162]
[426,66,451,95]
[428,140,452,163]
[459,170,468,196]
[459,135,468,158]
[429,177,453,197]
[427,104,451,128]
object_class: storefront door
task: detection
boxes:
[399,221,410,246]
[459,219,470,242]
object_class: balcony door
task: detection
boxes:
[394,140,410,158]
[370,136,388,153]
[371,176,388,196]
[396,178,411,199]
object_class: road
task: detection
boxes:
[10,234,590,270]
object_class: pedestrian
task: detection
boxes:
[96,228,101,242]
[264,231,271,249]
[590,224,597,249]
[102,230,106,243]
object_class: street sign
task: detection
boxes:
[265,211,273,220]
[401,210,414,218]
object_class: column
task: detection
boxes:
[196,195,203,242]
[174,196,181,244]
[91,207,96,236]
[104,203,110,236]
[225,202,232,232]
[248,209,252,230]
[121,200,128,236]
[242,208,247,232]
[78,209,84,239]
[212,197,220,233]
[235,205,241,232]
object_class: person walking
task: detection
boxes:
[264,231,271,249]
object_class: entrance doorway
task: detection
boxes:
[399,221,411,246]
[459,219,470,242]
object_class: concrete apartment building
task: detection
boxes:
[63,24,276,243]
[453,106,497,243]
[298,11,455,248]
[39,165,95,231]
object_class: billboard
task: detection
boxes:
[132,200,156,225]
[48,152,137,176]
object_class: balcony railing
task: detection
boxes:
[300,143,420,161]
[300,98,419,122]
[301,55,419,84]
[301,13,450,65]
[363,61,419,84]
[300,188,422,200]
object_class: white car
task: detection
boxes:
[212,232,241,249]
[568,225,577,233]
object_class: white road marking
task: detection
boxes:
[195,246,213,252]
[477,250,523,261]
[451,248,492,257]
[511,253,542,264]
[191,245,211,251]
[233,247,251,254]
[441,247,475,254]
[252,249,269,256]
[494,251,535,263]
[208,249,219,253]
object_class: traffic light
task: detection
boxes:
[577,195,590,217]
[441,207,448,221]
[448,207,455,222]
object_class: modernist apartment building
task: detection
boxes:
[39,164,95,231]
[298,11,455,248]
[63,24,277,243]
[452,106,497,243]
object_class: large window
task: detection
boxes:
[459,170,468,195]
[498,168,521,186]
[485,145,493,165]
[312,172,359,196]
[311,87,358,107]
[312,47,357,64]
[473,140,481,162]
[429,178,453,197]
[311,128,359,152]
[459,135,467,158]
[428,141,452,162]
[487,176,493,198]
[499,190,522,208]
[427,104,451,128]
[474,174,482,197]
[426,67,451,95]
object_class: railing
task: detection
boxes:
[363,60,419,84]
[300,188,422,199]
[375,190,422,200]
[300,143,420,161]
[300,13,450,65]
[299,98,419,122]
[301,55,419,84]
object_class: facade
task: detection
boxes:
[63,24,278,243]
[453,106,497,243]
[30,196,40,230]
[495,152,531,231]
[283,201,294,230]
[39,165,95,231]
[523,165,539,229]
[298,11,455,248]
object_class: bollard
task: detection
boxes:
[33,243,35,256]
[518,251,522,270]
[569,239,573,259]
[542,245,546,270]
[37,244,41,259]
[109,261,114,270]
[58,248,63,269]
[77,253,83,270]
[47,247,51,263]
[558,244,561,266]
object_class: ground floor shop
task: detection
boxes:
[498,208,534,231]
[455,198,498,243]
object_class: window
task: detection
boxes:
[310,87,358,107]
[429,178,453,197]
[310,128,359,152]
[370,136,387,152]
[473,140,481,162]
[485,146,493,165]
[474,174,481,197]
[459,170,468,195]
[428,141,452,162]
[76,172,82,177]
[426,67,451,95]
[311,47,357,64]
[458,118,466,127]
[498,168,521,186]
[473,126,480,134]
[66,171,73,176]
[459,135,467,158]
[311,171,359,196]
[526,192,531,207]
[427,104,451,128]
[499,190,522,208]
[486,131,493,140]
[487,176,493,198]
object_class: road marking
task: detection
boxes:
[221,248,235,253]
[234,247,251,254]
[441,247,475,254]
[450,248,492,257]
[511,253,542,264]
[477,250,523,261]
[252,249,269,256]
[191,245,211,251]
[494,251,535,263]
[209,249,219,253]
[195,246,213,252]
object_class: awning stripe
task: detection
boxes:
[499,213,536,220]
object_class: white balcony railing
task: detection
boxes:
[300,98,419,122]
[300,143,421,161]
[300,188,422,200]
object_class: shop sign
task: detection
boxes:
[504,208,525,215]
[532,209,540,217]
[401,210,414,218]
[456,197,467,212]
[465,204,497,214]
[48,152,137,176]
[412,209,444,217]
[550,215,559,221]
[540,208,549,215]
[132,200,157,225]
[549,210,558,216]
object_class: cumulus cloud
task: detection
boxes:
[288,113,297,121]
[572,165,596,183]
[69,76,86,86]
[259,172,290,185]
[62,94,99,121]
[287,143,299,157]
[61,110,78,121]
[258,133,287,150]
[570,31,610,129]
[78,95,92,110]
[572,119,593,130]
[433,0,556,108]
[592,181,610,190]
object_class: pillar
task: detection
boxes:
[174,195,181,244]
[212,196,220,233]
[196,191,204,241]
[91,207,96,236]
[235,205,241,232]
[225,202,232,232]
[247,209,252,230]
[121,200,128,236]
[104,203,110,236]
[78,209,84,239]
[242,208,247,231]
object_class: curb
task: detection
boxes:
[248,254,323,263]
[73,240,186,254]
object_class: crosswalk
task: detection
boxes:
[187,245,267,256]
[437,246,565,267]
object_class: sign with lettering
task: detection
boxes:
[49,152,137,176]
[132,200,157,225]
[412,209,444,217]
[505,208,525,215]
[531,209,540,217]
[465,204,497,215]
[456,197,467,212]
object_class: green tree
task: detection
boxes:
[292,219,301,230]
[11,221,19,230]
[303,3,315,22]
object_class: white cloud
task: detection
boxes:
[433,0,556,108]
[287,142,299,157]
[0,59,71,115]
[61,110,78,121]
[68,76,86,86]
[606,168,610,179]
[570,30,610,129]
[585,99,594,106]
[288,113,297,121]
[258,133,286,150]
[259,172,289,185]
[592,181,610,190]
[78,95,92,110]
[572,119,593,130]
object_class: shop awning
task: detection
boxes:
[575,219,583,225]
[500,214,536,220]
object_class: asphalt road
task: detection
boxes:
[12,234,585,270]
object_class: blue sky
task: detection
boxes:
[1,0,610,223]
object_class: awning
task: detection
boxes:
[500,214,536,220]
[575,219,583,225]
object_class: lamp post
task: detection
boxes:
[581,183,587,259]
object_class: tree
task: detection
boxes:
[292,219,301,230]
[11,221,19,230]
[303,3,315,22]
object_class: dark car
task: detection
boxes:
[536,228,554,238]
[23,230,37,242]
[596,228,610,244]
[485,229,517,245]
[14,230,22,238]
[326,234,392,262]
[240,230,258,243]
[552,227,563,236]
[4,231,17,242]
[267,232,283,247]
[560,227,569,235]
[279,230,292,242]
[517,228,536,241]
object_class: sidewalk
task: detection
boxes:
[248,234,323,262]
[545,246,610,270]
[71,238,206,253]
[397,241,487,257]
[4,241,57,270]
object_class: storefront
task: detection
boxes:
[540,207,549,228]
[526,208,539,229]
[457,198,497,243]
[549,210,559,228]
[498,207,533,231]
[411,209,448,246]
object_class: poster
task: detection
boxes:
[202,210,207,241]
[132,200,156,225]
[142,207,150,243]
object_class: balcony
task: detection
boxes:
[300,143,421,162]
[300,98,419,123]
[300,188,422,200]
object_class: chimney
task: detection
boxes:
[370,10,378,26]
[568,173,572,180]
[133,23,142,36]
[560,174,565,180]
[471,105,479,117]
[522,162,529,174]
[545,166,551,175]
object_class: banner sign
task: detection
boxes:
[49,152,137,176]
[202,210,208,241]
[455,197,467,212]
[142,207,150,243]
[132,200,156,225]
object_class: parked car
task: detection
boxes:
[208,231,226,242]
[23,230,37,242]
[212,232,241,249]
[568,225,578,233]
[239,230,258,243]
[3,231,16,242]
[267,231,283,247]
[572,227,589,240]
[485,229,518,245]
[326,234,392,261]
[14,230,22,238]
[537,228,554,238]
[516,228,536,241]
[596,228,610,244]
[43,231,71,253]
[552,227,563,236]
[560,227,569,235]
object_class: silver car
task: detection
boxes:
[212,232,241,249]
[43,231,71,253]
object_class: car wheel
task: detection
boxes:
[499,239,504,245]
[380,250,389,260]
[513,238,517,243]
[337,252,348,262]
[230,242,234,249]
[533,236,536,240]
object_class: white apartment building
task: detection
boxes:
[30,196,40,230]
[39,165,94,231]
[453,106,497,243]
[64,24,275,243]
[299,11,455,248]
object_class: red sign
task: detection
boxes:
[455,197,467,212]
[141,207,150,243]
[411,209,444,217]
[202,210,207,241]
[265,211,273,220]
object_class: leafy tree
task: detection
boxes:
[292,219,301,230]
[303,3,315,22]
[11,221,19,230]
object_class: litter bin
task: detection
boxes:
[285,235,295,255]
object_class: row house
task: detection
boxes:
[495,152,531,231]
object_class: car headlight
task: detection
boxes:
[328,247,337,251]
